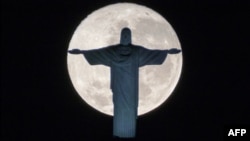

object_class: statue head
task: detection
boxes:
[120,27,131,45]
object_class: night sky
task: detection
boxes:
[2,0,249,140]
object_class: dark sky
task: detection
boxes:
[2,0,249,140]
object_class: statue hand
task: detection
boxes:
[68,49,82,54]
[168,48,181,54]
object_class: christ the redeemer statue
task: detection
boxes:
[68,27,181,138]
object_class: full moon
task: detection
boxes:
[67,3,182,116]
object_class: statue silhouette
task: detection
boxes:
[68,27,181,138]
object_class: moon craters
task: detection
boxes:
[67,3,182,116]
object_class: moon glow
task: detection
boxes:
[67,3,182,116]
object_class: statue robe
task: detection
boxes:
[82,44,168,138]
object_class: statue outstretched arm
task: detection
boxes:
[68,48,112,66]
[138,47,181,67]
[68,49,85,54]
[167,48,181,54]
